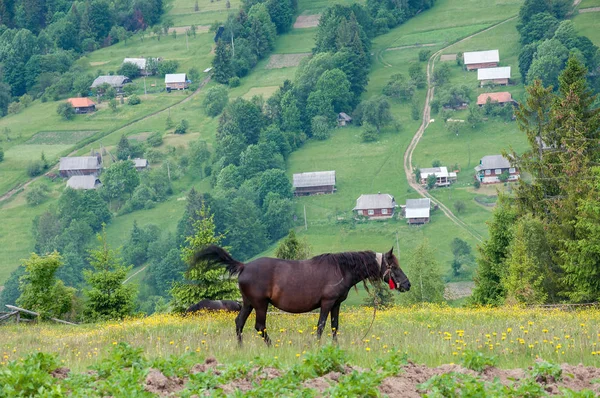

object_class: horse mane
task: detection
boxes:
[312,251,381,283]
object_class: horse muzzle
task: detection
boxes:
[397,281,411,292]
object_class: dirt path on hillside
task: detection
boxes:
[402,18,517,243]
[0,76,212,204]
[579,6,600,12]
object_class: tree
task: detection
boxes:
[175,119,189,134]
[17,252,75,320]
[311,115,331,140]
[433,63,451,86]
[0,148,3,162]
[101,160,140,206]
[411,99,421,121]
[467,104,483,128]
[26,184,49,206]
[170,205,238,312]
[361,123,378,142]
[399,241,445,305]
[408,63,426,88]
[189,139,211,177]
[454,200,466,213]
[118,62,141,79]
[354,96,394,132]
[57,102,74,120]
[116,135,132,160]
[108,99,118,112]
[83,230,137,322]
[418,49,431,61]
[203,85,229,116]
[128,94,141,105]
[257,168,292,205]
[275,230,311,260]
[212,40,234,84]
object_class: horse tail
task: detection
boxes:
[193,245,244,277]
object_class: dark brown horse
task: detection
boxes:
[186,299,242,313]
[194,246,410,345]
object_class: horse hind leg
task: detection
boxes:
[236,304,253,346]
[254,303,271,346]
[330,303,341,343]
[316,300,336,340]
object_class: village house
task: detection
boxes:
[165,73,189,90]
[66,175,102,190]
[463,50,499,70]
[59,156,102,178]
[419,167,457,187]
[353,193,397,219]
[474,154,519,184]
[133,158,149,171]
[293,171,336,196]
[477,67,511,87]
[91,75,131,93]
[477,92,514,106]
[337,112,352,127]
[67,97,96,114]
[405,198,431,224]
[123,58,147,74]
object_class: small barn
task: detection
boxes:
[67,97,96,114]
[165,74,189,90]
[133,158,149,171]
[477,67,511,87]
[474,154,519,184]
[66,175,102,190]
[123,58,147,72]
[59,156,102,178]
[463,50,500,70]
[353,193,397,219]
[419,167,457,187]
[338,112,352,127]
[91,75,131,93]
[405,198,431,224]
[293,171,336,196]
[477,92,513,106]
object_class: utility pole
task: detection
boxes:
[186,30,189,51]
[304,205,308,230]
[143,75,147,97]
[395,231,400,255]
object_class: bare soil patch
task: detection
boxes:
[293,14,321,28]
[440,53,457,61]
[266,53,311,69]
[89,61,109,66]
[579,6,600,11]
[144,368,185,396]
[51,367,70,379]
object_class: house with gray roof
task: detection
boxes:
[419,167,457,187]
[59,156,102,177]
[463,50,499,70]
[477,67,511,87]
[165,73,189,90]
[123,58,147,70]
[405,198,431,224]
[133,158,148,171]
[66,175,102,190]
[474,154,519,184]
[353,193,397,219]
[293,171,336,196]
[91,75,131,92]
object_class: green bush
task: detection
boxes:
[228,76,240,87]
[0,353,62,397]
[26,185,50,206]
[461,350,497,371]
[473,179,481,189]
[127,94,141,105]
[174,119,189,134]
[27,160,44,177]
[147,131,163,147]
[56,102,75,120]
[0,147,4,162]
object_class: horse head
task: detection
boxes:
[382,247,411,292]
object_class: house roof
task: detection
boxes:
[338,112,352,121]
[477,92,512,105]
[59,156,101,171]
[420,167,449,179]
[165,73,187,83]
[478,67,511,81]
[133,158,148,168]
[474,155,512,171]
[353,194,396,210]
[463,50,500,65]
[66,175,101,190]
[91,75,130,88]
[123,58,147,69]
[405,198,431,219]
[293,171,336,188]
[67,97,96,108]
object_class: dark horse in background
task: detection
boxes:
[186,299,242,313]
[194,246,411,345]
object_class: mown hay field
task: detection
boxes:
[3,305,600,371]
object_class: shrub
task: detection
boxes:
[128,94,141,105]
[203,85,229,116]
[432,159,442,167]
[8,101,21,114]
[461,350,497,372]
[418,49,431,61]
[27,160,44,177]
[473,179,481,189]
[56,102,75,120]
[426,174,437,189]
[499,170,510,182]
[228,76,240,87]
[529,361,562,383]
[144,148,164,163]
[311,115,331,140]
[158,60,179,76]
[174,119,189,134]
[361,123,378,142]
[26,185,50,206]
[118,62,141,79]
[123,83,137,96]
[0,148,4,162]
[454,200,466,213]
[109,99,118,112]
[147,131,163,147]
[20,94,32,108]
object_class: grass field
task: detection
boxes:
[578,0,600,8]
[2,306,600,371]
[573,12,600,46]
[166,0,241,27]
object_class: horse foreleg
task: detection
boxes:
[330,303,341,343]
[236,304,253,346]
[316,300,336,340]
[254,304,271,346]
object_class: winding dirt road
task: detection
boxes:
[402,17,517,242]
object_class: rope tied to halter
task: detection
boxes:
[360,252,390,341]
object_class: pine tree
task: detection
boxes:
[275,230,311,260]
[398,240,445,305]
[212,40,234,84]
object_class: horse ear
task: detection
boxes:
[389,247,394,255]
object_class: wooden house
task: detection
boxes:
[478,67,511,87]
[405,198,431,224]
[133,158,149,171]
[353,193,397,219]
[91,75,131,93]
[463,50,499,70]
[66,175,102,190]
[67,97,96,114]
[338,112,352,127]
[165,74,189,90]
[477,92,514,106]
[474,155,519,184]
[293,171,336,196]
[59,156,102,178]
[123,58,147,74]
[419,167,457,187]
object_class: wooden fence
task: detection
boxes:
[0,305,77,325]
